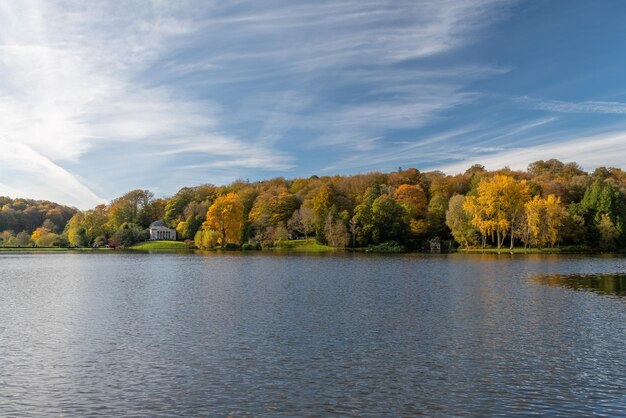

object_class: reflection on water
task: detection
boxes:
[533,273,626,297]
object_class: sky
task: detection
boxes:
[1,0,626,209]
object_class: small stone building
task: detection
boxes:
[149,220,176,241]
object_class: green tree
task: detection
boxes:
[15,231,31,246]
[107,189,155,229]
[66,213,89,246]
[597,214,619,251]
[445,194,477,248]
[370,195,407,243]
[577,179,626,247]
[111,223,147,247]
[82,205,110,244]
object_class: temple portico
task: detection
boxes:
[149,220,176,240]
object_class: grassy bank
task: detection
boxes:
[268,239,336,253]
[129,240,189,250]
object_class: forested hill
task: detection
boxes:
[0,197,77,245]
[2,159,626,251]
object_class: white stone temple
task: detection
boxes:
[149,220,176,240]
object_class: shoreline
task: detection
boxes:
[0,244,620,256]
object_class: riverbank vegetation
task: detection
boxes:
[2,159,626,253]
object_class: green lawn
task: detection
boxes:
[129,240,189,250]
[270,239,336,252]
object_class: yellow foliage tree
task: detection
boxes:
[194,229,219,250]
[463,174,530,248]
[525,194,565,248]
[312,184,334,221]
[31,227,57,247]
[204,193,244,248]
[248,187,298,227]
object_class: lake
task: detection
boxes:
[1,252,625,416]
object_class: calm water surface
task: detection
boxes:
[1,252,625,416]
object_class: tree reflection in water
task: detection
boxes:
[533,273,626,297]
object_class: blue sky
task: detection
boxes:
[1,1,626,209]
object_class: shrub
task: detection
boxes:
[241,243,261,250]
[366,241,406,253]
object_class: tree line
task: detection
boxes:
[0,197,77,246]
[2,159,626,251]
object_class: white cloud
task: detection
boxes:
[0,0,517,208]
[436,130,626,174]
[0,0,294,208]
[0,137,104,208]
[521,97,626,114]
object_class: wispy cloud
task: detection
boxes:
[436,129,626,174]
[319,116,557,173]
[0,136,103,208]
[0,1,295,207]
[521,97,626,114]
[0,0,518,208]
[188,0,515,151]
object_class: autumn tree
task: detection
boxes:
[31,227,58,247]
[312,183,334,217]
[306,184,335,242]
[393,184,428,237]
[107,189,155,229]
[249,187,298,236]
[324,213,349,247]
[287,205,315,240]
[194,229,219,250]
[464,174,531,249]
[175,201,209,240]
[525,194,566,248]
[393,184,427,217]
[204,193,244,248]
[273,222,290,242]
[82,205,110,244]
